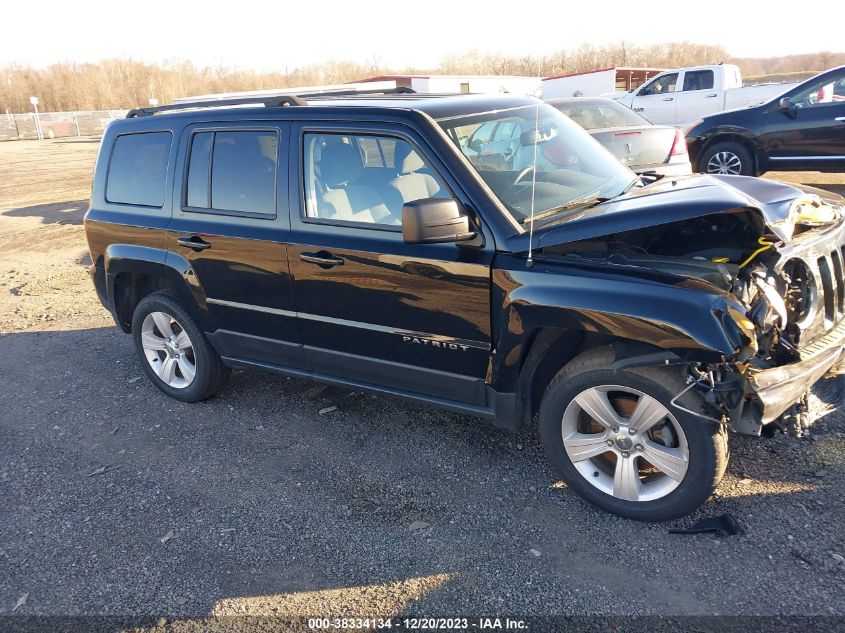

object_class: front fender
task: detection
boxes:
[490,257,742,394]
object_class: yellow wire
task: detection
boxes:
[738,236,774,268]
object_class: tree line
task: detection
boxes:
[2,42,843,113]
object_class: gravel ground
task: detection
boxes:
[1,139,844,623]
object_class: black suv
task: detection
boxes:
[85,90,845,521]
[686,65,845,176]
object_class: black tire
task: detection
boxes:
[538,346,728,521]
[698,141,755,176]
[131,291,229,402]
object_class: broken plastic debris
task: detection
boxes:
[319,406,338,415]
[87,464,120,477]
[13,592,28,612]
[669,514,744,538]
[160,530,176,544]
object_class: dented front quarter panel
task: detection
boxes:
[493,173,845,432]
[489,253,745,394]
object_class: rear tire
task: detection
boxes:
[131,292,229,402]
[538,346,728,521]
[699,141,755,176]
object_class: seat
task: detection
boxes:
[317,142,395,224]
[388,145,442,205]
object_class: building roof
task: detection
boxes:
[543,67,665,81]
[353,75,428,82]
[354,74,542,82]
[306,92,539,118]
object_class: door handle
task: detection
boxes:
[177,235,212,251]
[662,97,674,102]
[705,93,718,98]
[300,251,344,267]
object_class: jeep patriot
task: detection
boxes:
[84,91,845,520]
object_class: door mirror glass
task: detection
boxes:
[778,96,793,111]
[402,198,475,244]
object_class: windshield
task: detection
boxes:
[439,103,636,226]
[552,98,650,129]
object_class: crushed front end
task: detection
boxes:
[716,194,845,435]
[535,176,845,436]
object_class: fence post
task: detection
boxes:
[73,112,81,137]
[30,97,43,141]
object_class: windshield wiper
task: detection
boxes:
[522,195,610,225]
[622,175,642,194]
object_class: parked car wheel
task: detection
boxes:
[538,346,728,521]
[699,141,755,176]
[131,292,229,402]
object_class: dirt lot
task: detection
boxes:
[1,139,845,624]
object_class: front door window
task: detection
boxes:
[303,132,451,227]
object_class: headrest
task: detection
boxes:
[319,142,362,187]
[396,143,425,174]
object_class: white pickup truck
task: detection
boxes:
[612,64,797,126]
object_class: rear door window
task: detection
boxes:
[682,70,714,91]
[185,129,279,216]
[106,132,172,207]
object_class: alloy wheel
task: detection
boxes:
[706,151,742,175]
[140,311,197,389]
[561,385,689,502]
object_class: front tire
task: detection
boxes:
[698,141,755,176]
[131,292,229,402]
[539,346,728,521]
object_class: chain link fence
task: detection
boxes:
[0,110,128,141]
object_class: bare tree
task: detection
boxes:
[0,43,840,113]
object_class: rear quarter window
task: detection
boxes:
[106,132,172,207]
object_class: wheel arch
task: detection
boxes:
[105,245,210,333]
[513,330,682,429]
[696,130,762,175]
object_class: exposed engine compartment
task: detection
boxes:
[541,201,845,436]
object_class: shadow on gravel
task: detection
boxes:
[2,199,88,225]
[1,326,843,617]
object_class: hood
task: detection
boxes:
[508,174,845,252]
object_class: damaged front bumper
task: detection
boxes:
[736,320,845,433]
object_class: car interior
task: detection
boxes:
[305,134,450,226]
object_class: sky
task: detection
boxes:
[1,0,841,70]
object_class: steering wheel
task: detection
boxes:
[509,165,536,191]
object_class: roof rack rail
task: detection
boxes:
[299,86,417,98]
[126,95,306,118]
[125,86,417,118]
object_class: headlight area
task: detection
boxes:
[719,306,758,363]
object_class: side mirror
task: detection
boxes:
[402,198,476,244]
[777,97,796,117]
